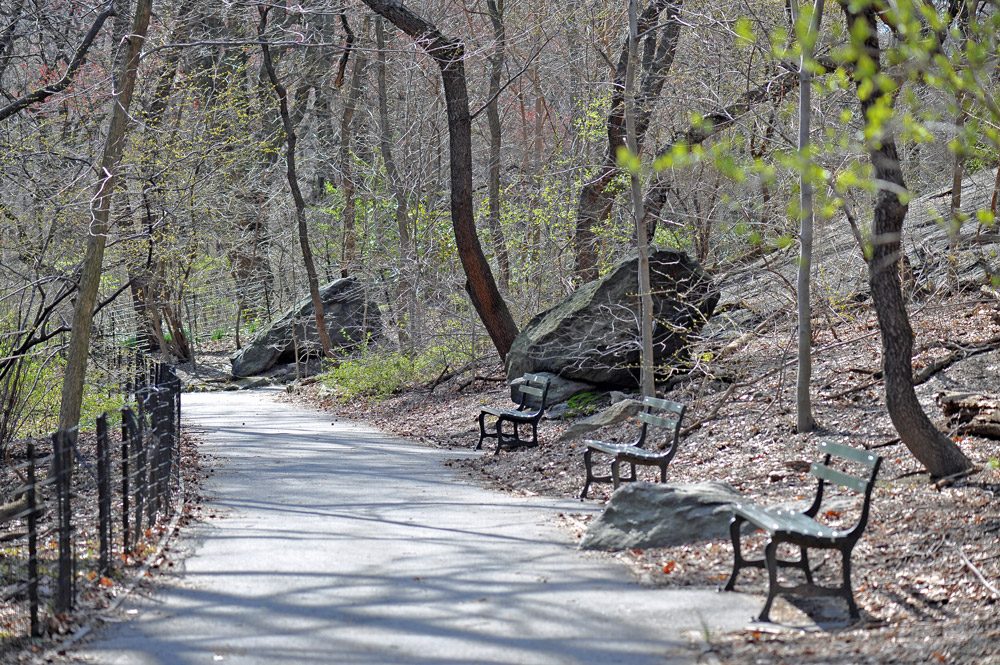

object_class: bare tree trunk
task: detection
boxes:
[949,1,970,247]
[58,0,153,436]
[126,0,197,363]
[359,0,518,360]
[794,0,823,434]
[259,7,334,358]
[992,162,1000,216]
[951,94,965,246]
[339,20,366,278]
[842,1,971,477]
[486,0,511,292]
[625,0,654,397]
[375,16,416,350]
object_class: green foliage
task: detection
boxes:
[211,329,229,341]
[565,391,600,418]
[323,350,418,400]
[734,18,755,48]
[321,337,478,401]
[9,347,125,438]
[616,146,641,175]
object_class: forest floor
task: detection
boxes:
[286,293,1000,665]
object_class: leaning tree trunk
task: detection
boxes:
[359,0,518,360]
[58,0,153,436]
[843,2,971,477]
[641,69,798,238]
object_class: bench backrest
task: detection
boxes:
[515,373,551,413]
[636,397,685,457]
[808,440,882,537]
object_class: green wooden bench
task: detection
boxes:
[579,397,686,499]
[476,373,551,454]
[724,440,883,622]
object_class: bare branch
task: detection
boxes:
[0,2,116,123]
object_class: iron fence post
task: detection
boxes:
[97,414,111,577]
[27,443,39,637]
[54,430,73,612]
[121,407,131,553]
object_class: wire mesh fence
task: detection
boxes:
[0,358,182,649]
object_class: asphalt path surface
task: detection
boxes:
[69,388,756,664]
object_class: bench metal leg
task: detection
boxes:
[842,545,859,619]
[725,515,748,591]
[581,447,615,499]
[759,540,781,622]
[800,547,813,585]
[495,418,520,454]
[476,411,491,450]
[581,449,594,499]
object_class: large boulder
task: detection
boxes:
[506,247,718,388]
[231,278,380,377]
[579,481,743,551]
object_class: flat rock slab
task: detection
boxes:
[580,481,744,551]
[559,399,642,441]
[68,391,756,665]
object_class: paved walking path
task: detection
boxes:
[70,389,756,664]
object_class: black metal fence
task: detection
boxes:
[0,360,182,648]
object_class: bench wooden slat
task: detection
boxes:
[810,462,869,493]
[734,504,837,539]
[585,441,667,462]
[519,385,545,398]
[819,440,879,467]
[584,440,633,455]
[638,412,680,428]
[642,396,684,414]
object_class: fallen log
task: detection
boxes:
[939,392,1000,439]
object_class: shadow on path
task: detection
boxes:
[69,389,756,665]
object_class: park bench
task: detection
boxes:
[579,397,685,499]
[476,373,551,454]
[724,440,883,622]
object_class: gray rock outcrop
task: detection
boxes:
[579,481,743,551]
[231,278,379,377]
[506,247,718,388]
